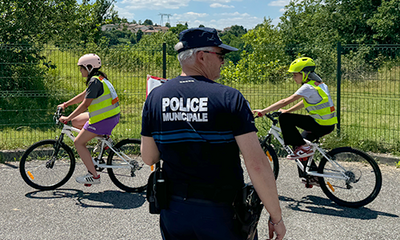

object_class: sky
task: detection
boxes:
[113,0,292,31]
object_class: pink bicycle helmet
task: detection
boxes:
[77,54,101,69]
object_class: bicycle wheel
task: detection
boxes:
[318,147,382,208]
[107,138,150,192]
[260,143,279,179]
[19,139,75,190]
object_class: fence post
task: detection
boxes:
[336,41,342,136]
[162,43,166,79]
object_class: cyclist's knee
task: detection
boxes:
[71,113,89,129]
[278,112,292,123]
[74,136,89,148]
[74,139,85,148]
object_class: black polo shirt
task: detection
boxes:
[141,75,257,190]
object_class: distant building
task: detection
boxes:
[223,27,231,33]
[101,23,169,34]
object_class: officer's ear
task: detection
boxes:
[195,50,207,66]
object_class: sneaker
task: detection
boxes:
[76,173,100,185]
[302,177,320,188]
[287,144,314,160]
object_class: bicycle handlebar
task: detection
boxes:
[255,111,281,125]
[54,107,63,125]
[266,111,282,119]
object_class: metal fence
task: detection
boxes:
[336,43,400,149]
[1,43,400,153]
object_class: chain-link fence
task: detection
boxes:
[1,43,400,153]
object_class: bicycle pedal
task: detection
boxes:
[305,184,313,188]
[84,184,92,187]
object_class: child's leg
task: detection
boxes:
[74,128,98,177]
[71,112,89,129]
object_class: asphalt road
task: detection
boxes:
[1,159,399,240]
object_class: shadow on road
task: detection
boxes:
[25,189,146,209]
[279,195,399,220]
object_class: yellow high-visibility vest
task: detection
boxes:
[303,80,337,126]
[88,76,120,124]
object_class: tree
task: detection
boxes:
[0,0,79,91]
[137,29,144,42]
[0,0,77,45]
[72,0,118,45]
[368,0,400,44]
[219,25,247,64]
[279,0,381,46]
[143,19,154,26]
[165,22,171,28]
[221,19,288,84]
[277,0,385,80]
[168,24,188,35]
[0,0,118,91]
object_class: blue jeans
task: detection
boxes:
[160,196,258,240]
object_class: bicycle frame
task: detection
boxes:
[263,117,350,181]
[58,124,134,169]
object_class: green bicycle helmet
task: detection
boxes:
[288,57,316,83]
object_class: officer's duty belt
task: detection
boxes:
[168,181,238,204]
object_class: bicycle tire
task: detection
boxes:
[19,139,75,190]
[260,143,279,179]
[107,138,150,192]
[318,147,382,208]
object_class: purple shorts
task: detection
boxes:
[83,114,120,135]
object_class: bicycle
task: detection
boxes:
[257,111,382,208]
[19,108,150,192]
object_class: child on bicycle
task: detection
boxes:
[58,54,120,185]
[253,57,337,184]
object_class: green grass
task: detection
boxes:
[0,46,171,150]
[238,72,400,155]
[2,46,400,156]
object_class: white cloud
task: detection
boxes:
[113,5,135,21]
[219,12,250,17]
[268,0,290,7]
[120,0,190,10]
[186,13,262,31]
[171,12,209,25]
[210,3,234,8]
[179,12,209,18]
[194,0,242,2]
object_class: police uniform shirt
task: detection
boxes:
[141,75,257,189]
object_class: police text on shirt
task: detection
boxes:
[162,97,208,122]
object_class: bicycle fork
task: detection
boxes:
[46,134,65,169]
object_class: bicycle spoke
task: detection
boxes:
[20,140,75,190]
[318,147,382,208]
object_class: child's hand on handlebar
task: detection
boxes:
[59,116,69,124]
[252,110,265,117]
[57,103,67,110]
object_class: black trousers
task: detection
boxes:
[278,113,335,148]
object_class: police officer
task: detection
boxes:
[141,27,286,240]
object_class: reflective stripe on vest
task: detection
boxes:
[88,76,120,124]
[303,81,338,126]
